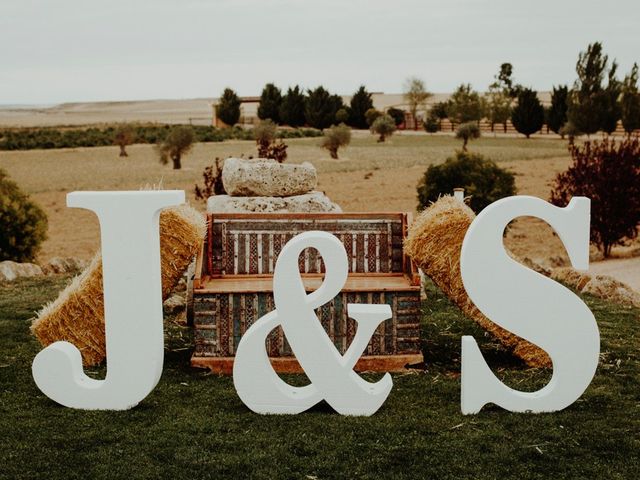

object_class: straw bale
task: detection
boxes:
[404,196,551,368]
[30,204,206,366]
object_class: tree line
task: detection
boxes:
[219,42,640,139]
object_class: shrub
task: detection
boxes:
[511,88,544,138]
[194,157,226,202]
[0,168,48,262]
[216,88,241,126]
[114,125,136,157]
[335,108,349,124]
[254,119,287,162]
[550,136,640,257]
[370,114,396,142]
[423,112,440,133]
[321,123,351,159]
[387,108,405,126]
[417,151,516,212]
[157,126,195,169]
[365,108,382,127]
[455,122,481,151]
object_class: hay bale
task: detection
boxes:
[550,267,592,291]
[30,204,206,366]
[404,196,551,368]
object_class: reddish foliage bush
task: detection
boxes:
[550,136,640,257]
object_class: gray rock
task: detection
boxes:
[207,191,342,213]
[163,294,186,315]
[0,261,44,282]
[222,157,317,197]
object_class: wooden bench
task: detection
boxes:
[191,212,423,374]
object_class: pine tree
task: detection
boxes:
[257,83,282,124]
[216,88,241,126]
[621,63,640,135]
[511,88,544,138]
[279,86,306,127]
[547,85,569,135]
[304,86,343,129]
[348,86,373,129]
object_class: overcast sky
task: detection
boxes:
[1,0,638,104]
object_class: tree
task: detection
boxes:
[279,85,306,127]
[114,124,136,157]
[335,108,349,124]
[254,119,287,162]
[386,107,405,127]
[403,77,432,129]
[349,85,374,129]
[511,88,544,138]
[157,126,195,169]
[456,122,481,151]
[257,83,282,123]
[305,86,343,129]
[321,123,351,159]
[550,136,640,257]
[417,151,516,213]
[547,85,569,135]
[486,86,511,133]
[370,114,396,142]
[446,84,485,124]
[621,63,640,135]
[567,42,620,135]
[216,88,241,126]
[365,108,382,127]
[0,167,48,262]
[494,62,522,98]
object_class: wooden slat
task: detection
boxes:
[196,274,419,293]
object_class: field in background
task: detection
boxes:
[0,134,572,263]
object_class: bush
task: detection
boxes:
[370,114,396,142]
[254,119,287,162]
[423,112,440,133]
[321,123,351,159]
[194,157,226,202]
[455,122,480,151]
[0,168,48,262]
[550,136,640,257]
[157,126,195,169]
[417,151,516,212]
[364,108,382,127]
[335,108,349,124]
[387,108,405,127]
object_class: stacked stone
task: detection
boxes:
[207,158,341,213]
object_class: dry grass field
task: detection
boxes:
[0,132,583,266]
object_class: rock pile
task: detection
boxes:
[207,158,341,213]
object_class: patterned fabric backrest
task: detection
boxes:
[205,213,407,276]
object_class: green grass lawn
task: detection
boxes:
[1,275,638,479]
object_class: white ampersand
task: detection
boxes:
[233,231,393,416]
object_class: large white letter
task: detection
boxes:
[460,196,599,414]
[32,190,184,410]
